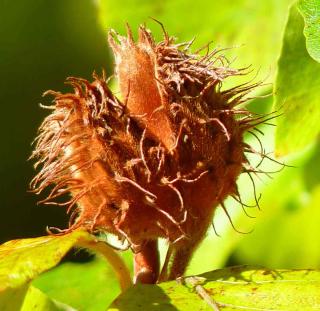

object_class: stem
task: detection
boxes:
[134,239,159,284]
[77,239,132,291]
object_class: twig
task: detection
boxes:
[77,238,132,291]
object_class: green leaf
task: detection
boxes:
[274,2,320,156]
[0,230,91,290]
[0,284,29,311]
[298,0,320,62]
[0,229,131,310]
[33,258,116,311]
[21,286,75,311]
[109,266,320,311]
[33,253,132,311]
[0,230,92,310]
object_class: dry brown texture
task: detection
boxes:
[31,25,267,282]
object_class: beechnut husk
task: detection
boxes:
[31,25,272,284]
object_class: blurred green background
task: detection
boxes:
[0,0,110,242]
[1,0,320,309]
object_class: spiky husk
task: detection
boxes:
[31,25,265,280]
